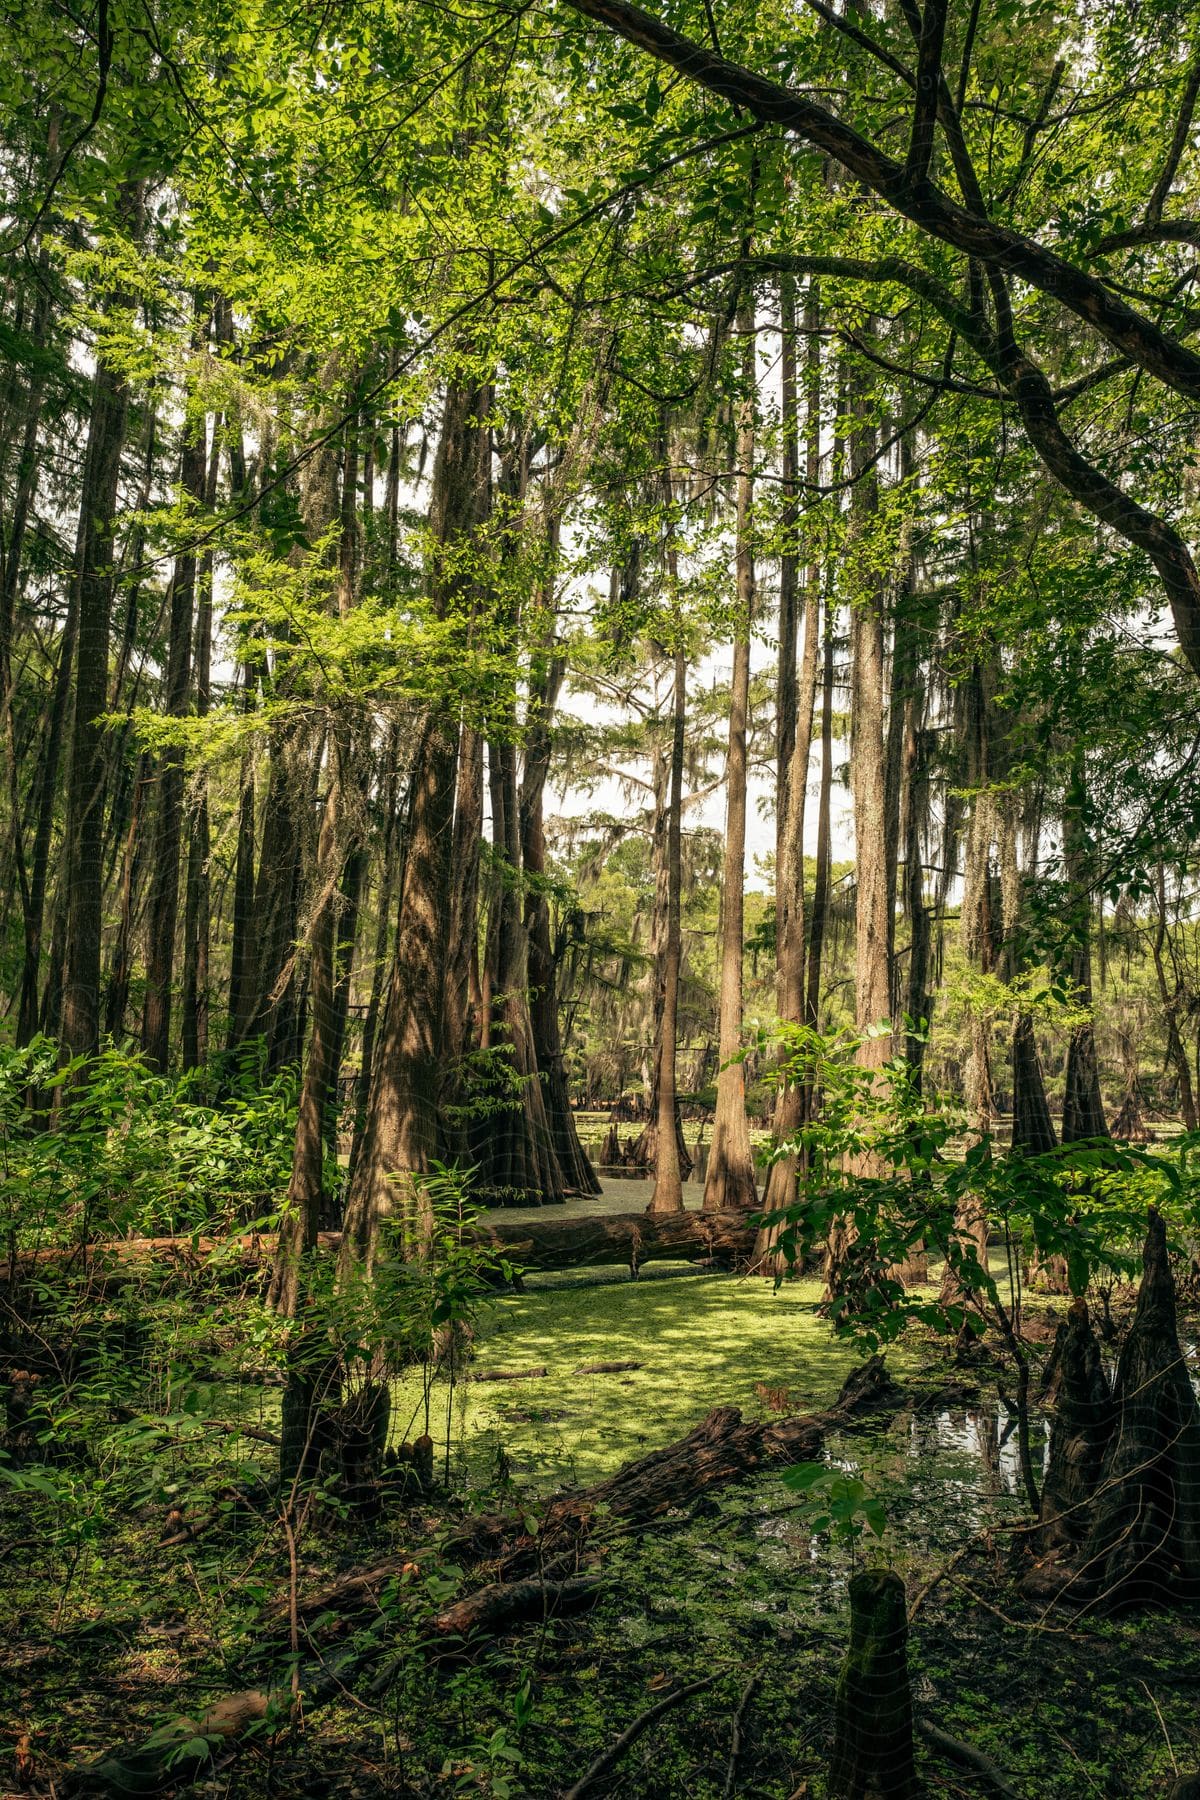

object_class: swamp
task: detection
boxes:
[4,0,1200,1793]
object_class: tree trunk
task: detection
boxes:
[1061,760,1108,1142]
[1011,1012,1057,1153]
[445,722,484,1082]
[0,248,52,992]
[339,378,489,1271]
[181,430,220,1070]
[827,386,898,1292]
[901,669,933,1085]
[1151,861,1198,1131]
[61,185,142,1060]
[758,279,821,1260]
[103,754,149,1041]
[941,658,998,1304]
[1001,789,1057,1155]
[703,298,758,1215]
[1026,1298,1113,1580]
[521,631,601,1195]
[141,393,206,1071]
[806,577,835,1031]
[248,723,306,1070]
[347,732,405,1187]
[474,723,564,1204]
[225,672,259,1054]
[273,418,365,1312]
[1075,1209,1200,1610]
[648,635,689,1213]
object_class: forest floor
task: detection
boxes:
[3,1248,1199,1798]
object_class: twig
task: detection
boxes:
[561,1672,721,1800]
[281,1505,302,1708]
[723,1673,760,1799]
[916,1717,1019,1799]
[1142,1680,1179,1777]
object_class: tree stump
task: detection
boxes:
[1074,1208,1200,1610]
[279,1333,342,1488]
[829,1569,919,1799]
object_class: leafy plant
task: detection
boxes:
[780,1460,888,1564]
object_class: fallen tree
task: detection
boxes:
[57,1580,602,1797]
[2,1209,756,1290]
[56,1358,903,1797]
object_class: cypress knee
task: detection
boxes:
[1024,1298,1114,1596]
[1075,1207,1200,1610]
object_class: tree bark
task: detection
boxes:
[758,278,821,1260]
[1061,760,1108,1142]
[647,634,689,1212]
[703,297,759,1214]
[61,184,142,1061]
[1075,1210,1200,1609]
[273,416,366,1311]
[806,576,835,1031]
[522,638,602,1196]
[827,380,898,1292]
[339,378,489,1270]
[1151,861,1198,1131]
[141,377,206,1071]
[181,427,220,1069]
[942,655,999,1304]
[1027,1298,1113,1577]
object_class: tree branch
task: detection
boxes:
[905,0,949,185]
[558,0,1200,398]
[1147,50,1200,225]
[1094,220,1200,255]
[742,252,1200,682]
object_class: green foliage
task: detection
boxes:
[754,1021,1197,1349]
[779,1460,888,1561]
[0,1037,295,1245]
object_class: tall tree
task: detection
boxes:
[61,183,143,1062]
[142,342,207,1071]
[758,276,821,1255]
[703,295,759,1214]
[340,375,490,1271]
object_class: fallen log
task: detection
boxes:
[272,1356,903,1631]
[62,1359,902,1797]
[448,1354,900,1570]
[2,1210,755,1287]
[448,1403,826,1571]
[466,1208,755,1274]
[431,1574,602,1647]
[466,1366,549,1382]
